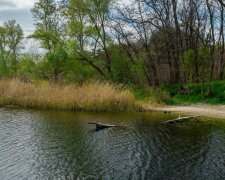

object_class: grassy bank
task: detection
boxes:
[5,79,222,112]
[0,79,142,112]
[163,81,225,105]
[130,86,169,105]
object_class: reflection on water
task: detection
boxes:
[0,108,225,179]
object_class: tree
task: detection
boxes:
[65,0,113,77]
[31,0,61,51]
[218,0,225,79]
[0,26,9,75]
[0,20,23,75]
[112,0,160,85]
[198,47,210,96]
[31,0,68,83]
[4,20,24,73]
[206,0,216,94]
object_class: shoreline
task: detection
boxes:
[2,101,225,119]
[147,104,225,119]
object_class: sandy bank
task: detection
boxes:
[147,104,225,119]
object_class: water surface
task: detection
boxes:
[0,108,225,179]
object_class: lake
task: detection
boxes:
[0,108,225,179]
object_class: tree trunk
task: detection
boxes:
[219,5,225,80]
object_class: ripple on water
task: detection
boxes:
[0,109,225,179]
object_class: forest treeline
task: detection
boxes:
[0,0,225,95]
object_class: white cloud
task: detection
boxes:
[118,0,131,6]
[0,0,37,11]
[11,0,37,9]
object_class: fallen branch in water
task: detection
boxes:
[162,115,201,124]
[88,122,116,130]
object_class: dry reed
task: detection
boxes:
[0,79,142,111]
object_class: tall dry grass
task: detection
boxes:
[0,79,142,111]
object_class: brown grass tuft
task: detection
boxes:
[0,79,142,111]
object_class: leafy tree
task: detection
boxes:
[31,0,68,83]
[110,45,131,83]
[0,26,9,75]
[31,0,60,31]
[65,0,112,77]
[30,0,61,51]
[4,20,24,73]
[0,20,23,76]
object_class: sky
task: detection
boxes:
[0,0,37,36]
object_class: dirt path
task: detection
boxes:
[147,104,225,119]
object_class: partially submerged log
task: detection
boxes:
[3,105,20,108]
[88,122,116,130]
[163,111,171,114]
[162,115,201,124]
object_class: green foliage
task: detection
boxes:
[198,47,210,64]
[18,55,38,80]
[30,0,69,82]
[30,0,61,51]
[31,0,58,31]
[46,45,67,70]
[36,60,52,80]
[66,0,97,38]
[164,81,225,105]
[63,60,97,83]
[56,42,96,83]
[183,49,195,69]
[182,47,211,83]
[62,40,102,82]
[110,45,131,83]
[198,47,211,77]
[65,0,112,76]
[161,84,181,96]
[0,20,23,76]
[110,45,148,85]
[128,54,146,84]
[4,20,23,53]
[29,29,60,50]
[0,59,8,76]
[131,86,169,104]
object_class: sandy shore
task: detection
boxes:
[147,104,225,119]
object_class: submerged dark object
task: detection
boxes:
[88,122,116,130]
[162,115,201,124]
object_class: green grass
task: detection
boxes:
[130,85,169,105]
[162,81,225,105]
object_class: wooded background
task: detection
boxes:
[0,0,225,94]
